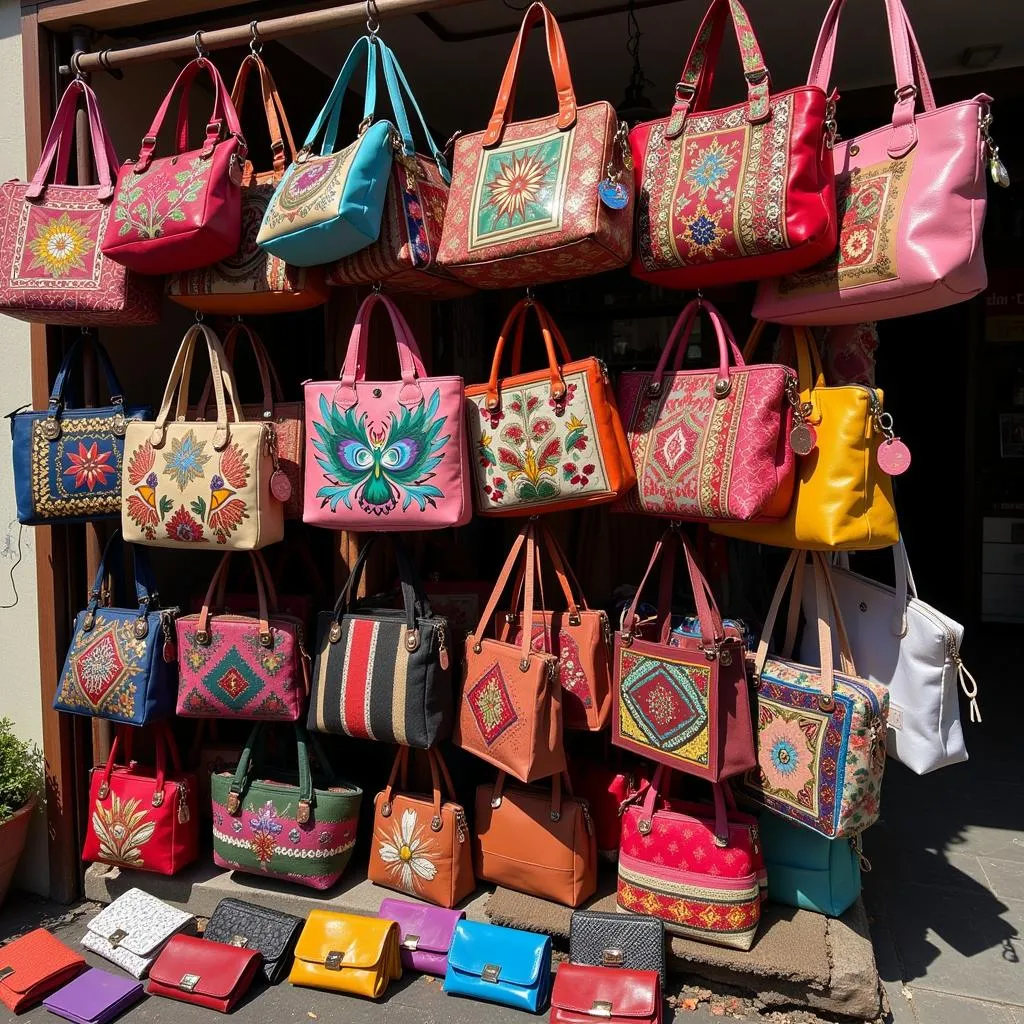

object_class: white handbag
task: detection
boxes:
[799,539,980,775]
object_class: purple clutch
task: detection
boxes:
[42,967,144,1024]
[378,899,465,976]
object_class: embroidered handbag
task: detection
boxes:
[0,80,160,325]
[712,324,899,550]
[101,57,245,275]
[0,930,85,1013]
[569,910,666,984]
[175,552,309,721]
[147,934,262,1013]
[369,748,475,909]
[455,524,564,783]
[377,899,465,977]
[436,2,633,288]
[257,36,394,266]
[10,333,150,524]
[42,968,144,1024]
[754,0,1000,324]
[82,724,199,875]
[55,532,178,724]
[466,298,635,515]
[630,0,836,289]
[616,298,796,522]
[205,898,304,986]
[304,292,471,530]
[121,322,285,550]
[211,722,363,889]
[613,526,756,781]
[550,964,662,1024]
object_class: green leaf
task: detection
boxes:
[166,190,181,204]
[0,717,43,823]
[190,497,207,519]
[167,209,186,222]
[127,188,143,202]
[175,170,192,185]
[158,495,174,520]
[118,221,132,237]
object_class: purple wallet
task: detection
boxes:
[378,899,465,976]
[42,967,144,1024]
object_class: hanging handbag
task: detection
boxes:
[304,292,471,529]
[455,524,564,783]
[55,532,178,725]
[369,748,475,909]
[147,934,262,1013]
[257,36,394,266]
[308,533,453,748]
[211,723,363,890]
[754,0,1002,324]
[629,0,837,289]
[466,298,635,515]
[204,898,304,985]
[799,539,979,775]
[569,910,666,984]
[0,930,85,1014]
[121,322,285,550]
[10,334,150,524]
[712,324,899,550]
[377,899,465,977]
[0,80,160,325]
[82,724,199,875]
[175,552,310,721]
[550,964,662,1024]
[617,298,796,522]
[101,57,245,274]
[436,1,633,288]
[613,526,756,781]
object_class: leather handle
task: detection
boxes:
[230,52,299,172]
[508,301,574,377]
[379,42,448,177]
[651,298,744,395]
[46,332,125,414]
[638,765,729,845]
[305,35,378,157]
[196,322,281,418]
[470,523,532,646]
[198,553,271,640]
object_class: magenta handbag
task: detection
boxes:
[377,899,464,976]
[175,551,309,721]
[0,80,160,325]
[101,57,245,275]
[753,0,1003,324]
[616,298,796,522]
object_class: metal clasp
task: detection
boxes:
[325,951,344,971]
[229,935,248,948]
[601,948,624,967]
[481,964,501,983]
[591,1001,614,1018]
[402,935,419,951]
[108,928,128,948]
[179,974,200,992]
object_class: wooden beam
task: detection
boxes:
[35,0,258,32]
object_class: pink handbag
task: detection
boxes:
[303,293,471,530]
[101,57,245,275]
[0,79,160,325]
[753,0,1001,324]
[616,299,796,522]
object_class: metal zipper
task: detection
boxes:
[176,781,190,824]
[454,807,468,844]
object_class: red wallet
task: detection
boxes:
[551,963,663,1024]
[147,934,262,1013]
[0,928,85,1014]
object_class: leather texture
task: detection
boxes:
[147,934,262,1013]
[204,898,303,985]
[41,967,144,1024]
[550,963,662,1024]
[569,911,666,985]
[377,899,465,977]
[0,929,85,1014]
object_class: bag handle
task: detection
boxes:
[491,769,570,820]
[196,322,282,419]
[650,298,745,398]
[196,552,278,647]
[833,537,916,637]
[96,723,181,808]
[483,1,578,147]
[381,747,458,827]
[744,322,826,422]
[230,52,299,174]
[45,333,126,425]
[211,550,281,615]
[84,531,157,626]
[507,300,574,378]
[379,43,449,180]
[302,35,378,158]
[636,765,730,846]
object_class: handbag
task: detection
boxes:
[211,723,363,890]
[455,524,564,783]
[370,748,475,908]
[82,724,199,875]
[436,2,633,288]
[147,934,262,1013]
[550,964,662,1024]
[257,36,394,266]
[712,324,899,550]
[377,899,465,977]
[55,532,178,725]
[0,80,160,325]
[289,910,402,999]
[754,0,1001,324]
[42,968,144,1024]
[121,322,285,550]
[0,930,85,1013]
[569,910,666,984]
[309,533,453,748]
[568,756,648,860]
[10,333,150,524]
[167,53,328,313]
[616,298,796,522]
[799,539,979,775]
[613,526,756,781]
[205,898,303,986]
[188,721,241,823]
[101,57,245,274]
[304,292,471,530]
[629,0,836,289]
[466,298,635,515]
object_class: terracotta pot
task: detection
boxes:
[0,797,36,906]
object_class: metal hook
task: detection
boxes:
[695,288,704,310]
[371,281,383,294]
[69,51,86,80]
[194,31,208,58]
[194,310,205,323]
[249,20,263,55]
[524,286,536,306]
[366,0,381,36]
[80,325,93,336]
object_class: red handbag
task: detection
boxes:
[148,935,262,1013]
[101,57,245,274]
[0,929,85,1014]
[551,964,662,1024]
[568,755,648,859]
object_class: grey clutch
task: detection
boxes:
[568,910,666,984]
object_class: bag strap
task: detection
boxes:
[230,52,299,174]
[197,552,275,644]
[636,765,730,846]
[491,769,569,818]
[651,298,745,397]
[226,723,318,820]
[507,300,574,377]
[86,531,157,619]
[46,333,125,419]
[196,322,282,418]
[483,1,577,147]
[379,42,449,180]
[381,748,456,826]
[302,35,378,157]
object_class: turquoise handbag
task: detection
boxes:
[256,36,394,266]
[759,811,862,917]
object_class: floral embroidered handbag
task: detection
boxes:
[630,0,837,289]
[436,2,633,288]
[101,57,246,275]
[466,298,635,515]
[167,52,328,313]
[121,322,285,549]
[0,79,160,325]
[303,291,470,530]
[10,333,150,524]
[616,297,796,522]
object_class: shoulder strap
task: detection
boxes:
[379,42,448,179]
[230,53,299,173]
[303,35,378,157]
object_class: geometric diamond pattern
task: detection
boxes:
[620,655,709,750]
[71,626,128,710]
[209,646,264,711]
[466,662,518,746]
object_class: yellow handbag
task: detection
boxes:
[288,910,402,998]
[712,324,898,550]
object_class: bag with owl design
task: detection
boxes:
[302,292,471,530]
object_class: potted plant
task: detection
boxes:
[0,717,43,906]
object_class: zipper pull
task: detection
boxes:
[579,798,593,835]
[161,611,177,663]
[786,375,817,456]
[455,807,467,844]
[177,781,190,824]
[437,624,450,672]
[954,651,982,723]
[749,824,760,855]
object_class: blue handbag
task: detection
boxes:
[256,35,395,266]
[443,920,551,1014]
[54,531,178,725]
[9,333,149,524]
